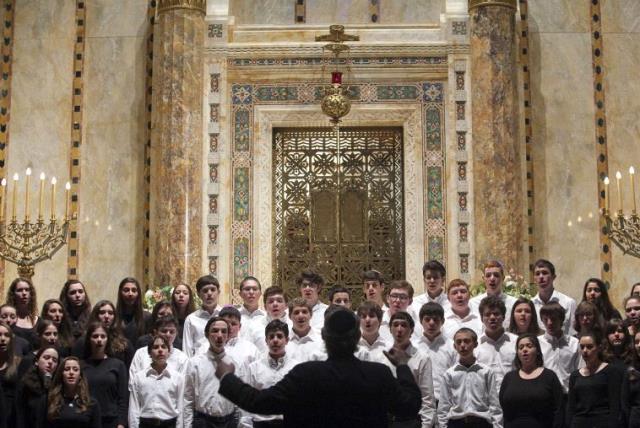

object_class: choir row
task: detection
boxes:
[0,258,638,428]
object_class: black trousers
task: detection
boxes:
[193,411,239,428]
[448,416,492,428]
[253,420,284,428]
[139,417,177,428]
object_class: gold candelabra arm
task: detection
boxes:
[0,218,70,279]
[603,211,640,258]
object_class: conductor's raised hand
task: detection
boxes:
[214,357,235,379]
[383,346,411,367]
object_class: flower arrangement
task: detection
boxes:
[470,269,537,299]
[144,285,174,311]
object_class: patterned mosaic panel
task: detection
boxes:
[142,0,157,287]
[67,0,87,279]
[230,79,447,285]
[0,0,16,290]
[229,57,447,68]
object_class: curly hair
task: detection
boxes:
[5,277,37,323]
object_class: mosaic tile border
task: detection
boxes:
[294,0,305,23]
[67,0,87,279]
[228,56,448,68]
[142,0,157,288]
[0,0,15,290]
[518,0,536,273]
[207,66,222,277]
[230,80,446,286]
[589,0,612,284]
[453,60,470,277]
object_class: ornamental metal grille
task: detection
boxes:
[273,127,405,304]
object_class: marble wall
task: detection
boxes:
[3,0,639,310]
[229,0,443,25]
[527,0,640,305]
[3,0,147,303]
[601,0,640,307]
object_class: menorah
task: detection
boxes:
[602,166,640,258]
[0,168,72,279]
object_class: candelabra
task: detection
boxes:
[0,168,72,279]
[602,167,640,258]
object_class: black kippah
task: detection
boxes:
[323,308,358,337]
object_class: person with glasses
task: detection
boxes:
[296,270,328,330]
[381,280,422,342]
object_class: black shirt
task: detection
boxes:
[45,397,101,428]
[82,357,128,427]
[499,368,564,428]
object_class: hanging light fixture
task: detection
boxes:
[316,25,359,126]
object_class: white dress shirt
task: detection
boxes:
[196,335,259,366]
[182,307,220,357]
[475,331,517,385]
[411,290,451,313]
[286,328,326,362]
[238,306,266,340]
[437,361,503,428]
[442,309,483,340]
[539,332,580,393]
[382,343,436,428]
[416,334,457,401]
[469,292,517,328]
[310,302,329,330]
[128,365,185,428]
[239,354,299,427]
[183,350,245,427]
[246,315,293,352]
[128,346,188,381]
[355,334,391,362]
[532,289,577,335]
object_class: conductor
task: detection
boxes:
[215,306,422,428]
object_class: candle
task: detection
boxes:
[616,171,623,213]
[604,176,610,213]
[38,172,45,220]
[631,166,637,214]
[0,178,5,222]
[50,177,56,220]
[24,168,31,222]
[12,173,18,221]
[65,182,70,220]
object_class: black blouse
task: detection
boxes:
[82,357,128,427]
[45,397,101,428]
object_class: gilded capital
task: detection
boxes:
[468,0,517,11]
[157,0,206,15]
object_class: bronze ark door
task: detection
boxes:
[273,127,405,304]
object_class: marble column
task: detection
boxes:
[469,0,524,272]
[150,0,206,286]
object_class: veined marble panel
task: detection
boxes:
[381,0,443,25]
[86,0,148,38]
[602,33,640,306]
[252,104,425,291]
[6,0,76,298]
[306,0,371,24]
[529,32,599,301]
[13,0,76,41]
[527,0,590,34]
[81,33,146,300]
[602,0,640,34]
[230,0,294,25]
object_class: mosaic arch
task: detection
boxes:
[228,79,446,287]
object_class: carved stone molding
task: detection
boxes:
[158,0,206,15]
[207,44,469,57]
[252,104,425,289]
[468,0,517,11]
